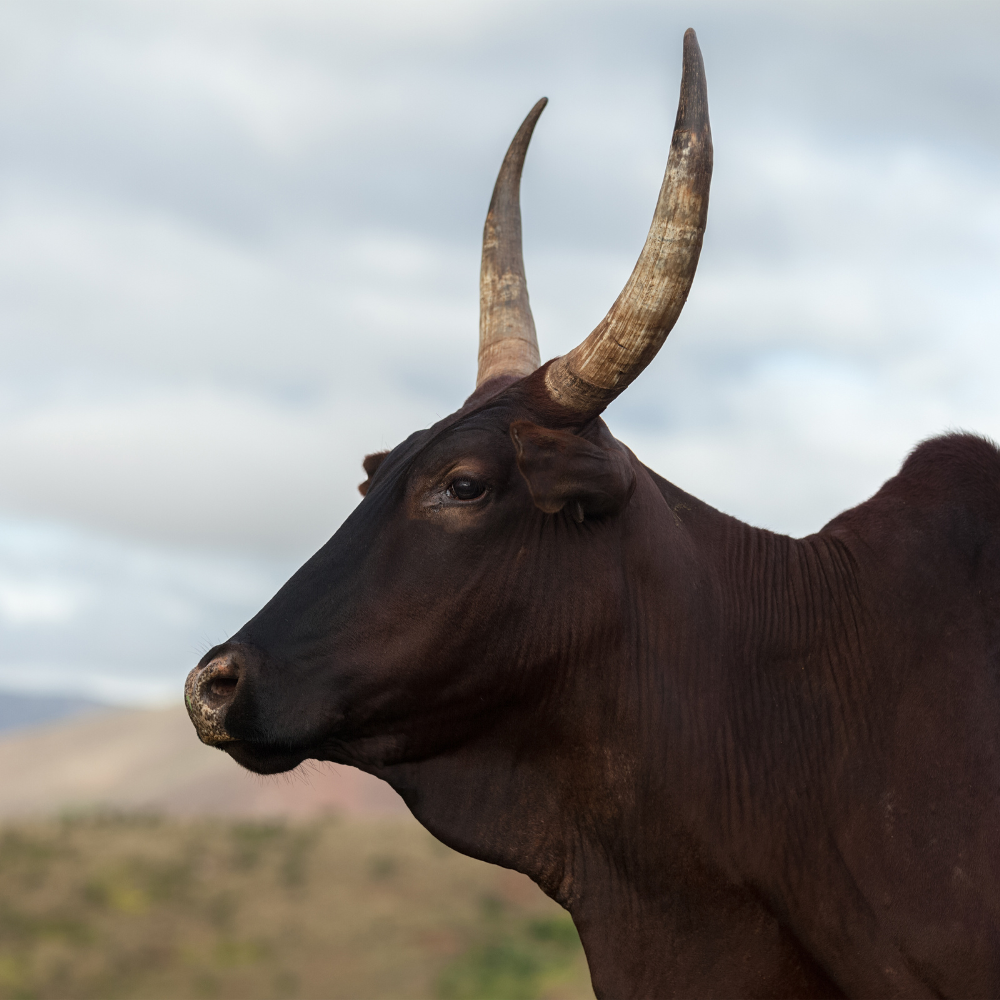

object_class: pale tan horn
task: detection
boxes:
[544,29,712,416]
[476,98,547,388]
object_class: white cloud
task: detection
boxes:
[0,0,999,699]
[0,578,83,626]
[0,515,294,704]
[606,128,1000,536]
[0,381,415,554]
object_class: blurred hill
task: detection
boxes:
[0,709,594,999]
[0,814,594,1000]
[0,704,407,819]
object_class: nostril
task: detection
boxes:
[186,647,250,746]
[209,676,238,701]
[197,657,241,711]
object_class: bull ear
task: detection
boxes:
[510,420,635,521]
[358,450,390,497]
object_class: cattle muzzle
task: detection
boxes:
[185,645,247,746]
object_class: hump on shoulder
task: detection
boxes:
[821,432,1000,560]
[896,432,1000,498]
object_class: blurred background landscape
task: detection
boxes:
[0,701,593,999]
[0,0,998,997]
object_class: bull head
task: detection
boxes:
[184,29,710,944]
[185,28,711,766]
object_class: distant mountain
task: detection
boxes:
[0,690,105,734]
[0,703,407,820]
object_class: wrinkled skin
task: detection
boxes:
[188,363,1000,998]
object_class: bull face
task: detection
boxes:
[185,29,712,779]
[186,395,637,775]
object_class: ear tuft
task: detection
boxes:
[510,420,635,519]
[359,450,390,496]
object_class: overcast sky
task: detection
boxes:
[1,0,998,703]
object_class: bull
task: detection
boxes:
[185,30,1000,998]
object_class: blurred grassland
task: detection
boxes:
[0,814,594,1000]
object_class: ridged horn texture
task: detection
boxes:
[476,97,547,388]
[544,29,712,417]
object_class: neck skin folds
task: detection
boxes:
[378,462,876,996]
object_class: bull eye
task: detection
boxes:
[448,477,487,501]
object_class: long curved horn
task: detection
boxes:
[544,29,712,416]
[477,98,547,388]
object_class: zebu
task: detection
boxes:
[187,31,1000,997]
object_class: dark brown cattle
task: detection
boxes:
[185,30,1000,998]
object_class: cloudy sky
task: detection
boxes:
[1,0,998,704]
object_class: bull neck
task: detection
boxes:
[717,519,863,668]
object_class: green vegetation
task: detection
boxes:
[0,813,593,1000]
[438,905,584,1000]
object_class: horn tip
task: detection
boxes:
[677,28,709,135]
[682,28,704,63]
[527,97,548,124]
[682,28,704,73]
